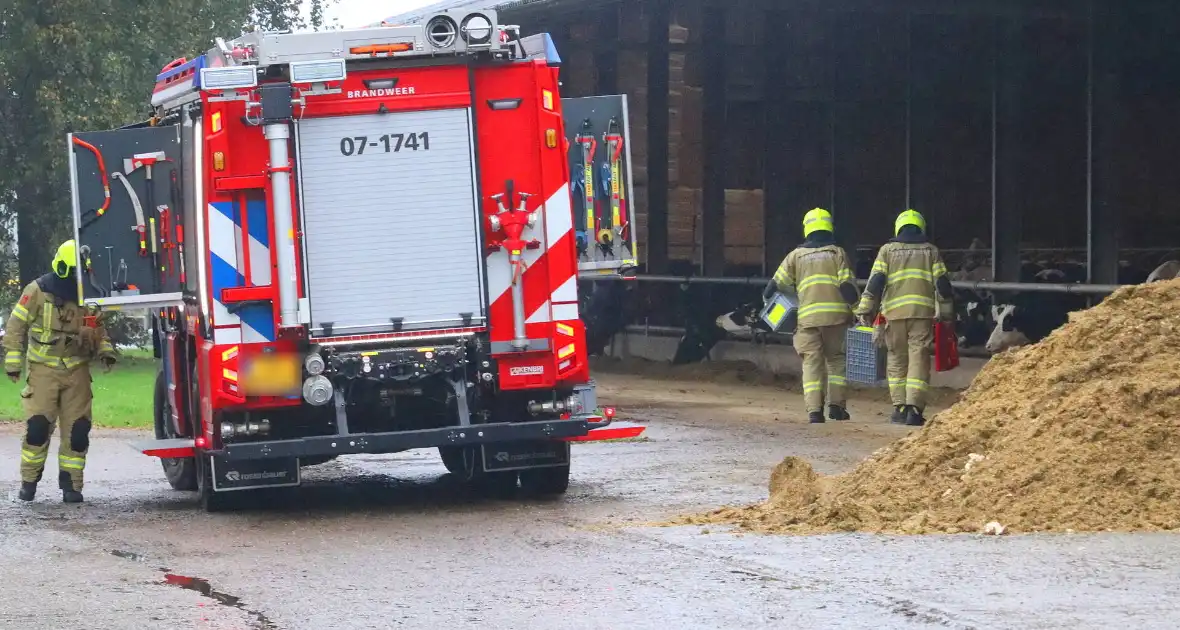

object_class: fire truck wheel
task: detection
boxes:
[155,369,198,491]
[479,470,519,500]
[438,446,465,475]
[441,445,517,499]
[519,465,570,498]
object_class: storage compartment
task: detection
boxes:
[562,94,638,275]
[294,108,487,336]
[68,126,186,309]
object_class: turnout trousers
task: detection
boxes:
[793,324,848,413]
[884,318,934,410]
[19,362,93,491]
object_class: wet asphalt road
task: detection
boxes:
[2,373,1179,629]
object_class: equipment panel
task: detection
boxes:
[562,94,638,276]
[295,108,487,337]
[68,127,185,309]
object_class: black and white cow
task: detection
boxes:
[950,259,1052,348]
[581,280,635,357]
[949,261,996,348]
[671,283,766,364]
[984,264,1090,354]
[955,256,1093,350]
[984,292,1088,353]
[1146,260,1180,283]
[714,300,772,340]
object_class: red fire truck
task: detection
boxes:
[66,9,643,511]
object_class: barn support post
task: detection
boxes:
[701,3,728,276]
[555,22,573,92]
[992,15,1023,283]
[645,0,671,274]
[828,14,848,266]
[761,7,791,274]
[1087,0,1120,285]
[904,12,913,210]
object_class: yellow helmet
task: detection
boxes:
[802,208,834,238]
[51,240,78,279]
[895,209,926,235]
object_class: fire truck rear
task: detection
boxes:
[65,9,643,511]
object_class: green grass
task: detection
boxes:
[0,349,157,429]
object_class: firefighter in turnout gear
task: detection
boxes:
[766,208,859,424]
[854,210,953,427]
[4,240,116,503]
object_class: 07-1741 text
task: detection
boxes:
[340,133,431,157]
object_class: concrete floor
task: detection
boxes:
[1,370,1176,630]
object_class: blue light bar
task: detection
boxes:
[156,56,207,84]
[517,32,561,66]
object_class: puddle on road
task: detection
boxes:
[162,573,279,629]
[108,548,278,628]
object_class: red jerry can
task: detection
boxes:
[934,320,960,372]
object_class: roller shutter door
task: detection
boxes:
[295,108,485,336]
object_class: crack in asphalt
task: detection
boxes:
[108,549,279,629]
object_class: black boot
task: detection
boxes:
[808,411,826,424]
[59,471,83,503]
[904,406,926,427]
[890,406,906,424]
[828,405,851,421]
[17,482,36,502]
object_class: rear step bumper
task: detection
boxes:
[134,420,646,461]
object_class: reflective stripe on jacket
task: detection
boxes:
[774,244,856,328]
[2,280,108,371]
[860,241,949,320]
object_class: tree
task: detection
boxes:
[0,0,334,285]
[253,0,336,32]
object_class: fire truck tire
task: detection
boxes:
[438,446,465,475]
[441,445,517,499]
[480,471,519,500]
[155,369,198,491]
[519,465,570,498]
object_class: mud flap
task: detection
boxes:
[210,456,301,492]
[481,440,570,472]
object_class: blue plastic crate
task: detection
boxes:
[846,326,887,386]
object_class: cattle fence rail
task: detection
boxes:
[579,274,1126,360]
[581,273,1125,295]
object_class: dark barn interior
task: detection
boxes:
[395,0,1180,343]
[496,0,1180,278]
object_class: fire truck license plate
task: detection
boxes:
[241,353,301,396]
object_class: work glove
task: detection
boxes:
[937,299,955,322]
[6,372,18,384]
[101,356,115,374]
[853,298,877,327]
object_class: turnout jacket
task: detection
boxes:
[856,227,954,321]
[4,274,115,374]
[772,231,858,328]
